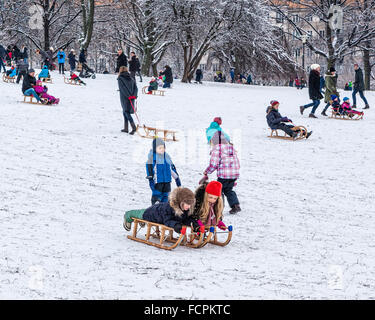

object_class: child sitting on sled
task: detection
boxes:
[330,95,342,114]
[147,77,158,94]
[6,65,16,78]
[266,100,312,139]
[146,138,181,205]
[341,97,364,116]
[193,181,227,230]
[123,187,200,233]
[38,65,50,80]
[34,80,60,104]
[69,71,86,85]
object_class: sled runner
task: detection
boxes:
[268,126,308,140]
[127,218,214,250]
[142,86,165,96]
[127,96,178,142]
[2,74,15,83]
[136,125,178,142]
[330,109,364,120]
[23,95,48,105]
[205,225,233,247]
[64,76,82,86]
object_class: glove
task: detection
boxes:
[148,179,155,191]
[199,175,208,185]
[281,117,288,122]
[288,119,293,123]
[173,223,182,233]
[175,177,181,187]
[217,220,227,230]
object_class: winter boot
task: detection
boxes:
[306,131,313,139]
[321,110,327,116]
[123,214,132,231]
[352,104,357,108]
[363,104,370,109]
[292,132,298,140]
[229,204,241,214]
[300,106,305,115]
[129,122,137,135]
[121,120,129,133]
[309,113,317,118]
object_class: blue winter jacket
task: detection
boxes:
[146,150,179,188]
[38,66,50,79]
[57,51,66,64]
[9,68,17,77]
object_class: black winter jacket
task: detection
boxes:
[22,74,36,94]
[354,68,365,91]
[116,53,128,73]
[308,70,323,100]
[118,71,138,113]
[266,108,288,129]
[160,66,173,84]
[129,56,140,72]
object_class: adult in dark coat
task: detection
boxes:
[16,59,29,84]
[36,48,50,69]
[68,49,77,71]
[195,69,203,84]
[115,49,128,73]
[22,69,43,103]
[128,51,142,82]
[12,45,21,61]
[160,65,173,88]
[299,64,323,118]
[321,67,339,116]
[0,44,6,72]
[117,66,138,134]
[21,46,28,63]
[352,64,369,109]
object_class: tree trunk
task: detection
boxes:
[363,45,371,90]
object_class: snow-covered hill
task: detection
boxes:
[1,72,374,299]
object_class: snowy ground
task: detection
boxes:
[0,71,375,299]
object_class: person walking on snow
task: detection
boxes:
[321,67,339,116]
[117,66,138,134]
[57,49,66,74]
[128,51,142,82]
[352,64,370,109]
[115,48,128,73]
[299,64,323,118]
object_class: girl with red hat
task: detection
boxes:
[193,181,227,230]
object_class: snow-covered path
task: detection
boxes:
[1,73,374,299]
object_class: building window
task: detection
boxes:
[292,14,300,23]
[319,30,325,38]
[212,63,219,72]
[294,48,301,57]
[292,30,300,40]
[199,64,206,71]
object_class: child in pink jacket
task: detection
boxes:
[341,97,363,116]
[34,80,60,104]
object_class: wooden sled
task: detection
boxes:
[268,126,308,141]
[136,124,178,142]
[23,95,48,105]
[330,110,364,120]
[142,86,165,96]
[127,218,214,250]
[63,76,82,86]
[2,74,15,83]
[37,74,52,83]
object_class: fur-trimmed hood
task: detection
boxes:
[168,187,195,217]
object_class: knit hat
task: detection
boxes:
[311,64,320,71]
[213,117,222,125]
[205,181,222,197]
[271,100,279,107]
[343,97,350,102]
[329,67,336,73]
[152,137,165,152]
[210,130,229,146]
[331,94,338,100]
[176,187,196,206]
[28,68,35,73]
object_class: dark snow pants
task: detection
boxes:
[217,178,239,208]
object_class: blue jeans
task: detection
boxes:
[123,111,134,125]
[24,88,41,101]
[352,88,368,106]
[163,82,171,88]
[303,99,320,114]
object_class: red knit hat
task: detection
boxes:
[205,181,222,197]
[213,117,222,125]
[271,100,279,107]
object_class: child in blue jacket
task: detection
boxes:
[146,138,181,205]
[38,65,50,79]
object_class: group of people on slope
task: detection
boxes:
[115,49,142,82]
[123,117,241,234]
[300,63,370,118]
